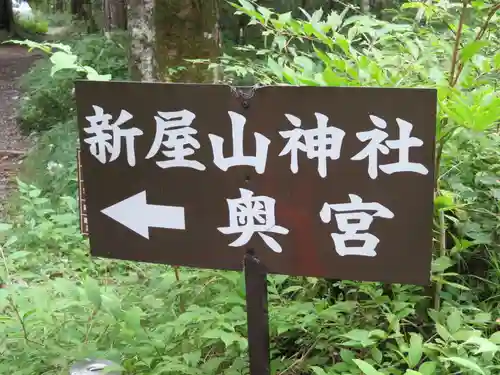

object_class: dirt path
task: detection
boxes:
[0,45,40,215]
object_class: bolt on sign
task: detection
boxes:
[75,81,436,285]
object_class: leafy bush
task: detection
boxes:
[69,31,130,80]
[17,32,129,133]
[1,182,499,375]
[43,11,74,27]
[19,119,79,198]
[16,16,49,34]
[17,61,76,133]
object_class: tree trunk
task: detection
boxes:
[155,0,221,83]
[55,0,64,12]
[128,0,157,81]
[71,0,96,32]
[71,0,84,16]
[0,0,14,32]
[104,0,127,31]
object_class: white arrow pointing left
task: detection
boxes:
[101,190,185,239]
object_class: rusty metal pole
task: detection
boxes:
[244,250,271,375]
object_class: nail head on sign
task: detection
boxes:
[242,100,249,109]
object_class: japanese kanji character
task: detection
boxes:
[351,115,428,179]
[320,194,394,257]
[209,111,270,173]
[279,112,346,178]
[83,105,143,166]
[146,109,205,170]
[218,188,289,253]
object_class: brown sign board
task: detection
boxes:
[77,149,89,236]
[75,81,436,285]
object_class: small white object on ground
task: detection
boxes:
[70,358,122,375]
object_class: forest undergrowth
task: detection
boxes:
[0,1,499,374]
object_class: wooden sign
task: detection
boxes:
[75,81,436,285]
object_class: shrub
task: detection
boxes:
[1,181,499,375]
[69,31,130,80]
[19,119,79,199]
[17,32,129,134]
[17,16,49,34]
[17,60,77,133]
[44,11,73,27]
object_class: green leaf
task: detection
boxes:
[342,329,375,347]
[335,36,350,55]
[257,6,272,21]
[494,52,500,69]
[8,251,30,260]
[401,2,426,10]
[370,347,383,364]
[273,35,287,50]
[459,41,489,65]
[310,9,323,24]
[278,11,292,24]
[404,371,422,375]
[352,359,383,375]
[446,310,462,334]
[453,329,481,341]
[490,331,500,344]
[3,235,17,248]
[440,357,485,375]
[436,323,451,341]
[203,329,245,350]
[428,66,445,84]
[313,47,332,66]
[84,277,102,310]
[124,306,143,331]
[432,256,454,273]
[310,366,329,375]
[49,51,79,76]
[464,336,499,354]
[441,280,470,291]
[28,187,41,198]
[0,223,12,232]
[473,312,491,324]
[201,357,224,373]
[322,68,343,86]
[339,348,355,363]
[327,11,344,31]
[408,333,423,368]
[294,55,315,73]
[434,195,454,210]
[282,66,297,84]
[222,332,245,349]
[238,0,255,12]
[418,361,437,375]
[182,350,201,367]
[404,39,419,60]
[281,285,303,294]
[84,66,112,81]
[267,57,283,79]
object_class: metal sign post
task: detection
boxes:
[244,250,271,375]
